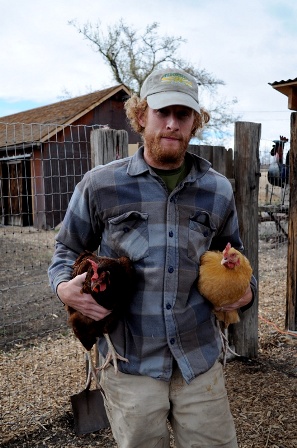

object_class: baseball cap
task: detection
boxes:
[140,68,200,113]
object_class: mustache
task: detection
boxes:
[159,133,182,139]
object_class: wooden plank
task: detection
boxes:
[286,112,297,330]
[231,121,261,358]
[200,145,214,164]
[212,146,227,176]
[288,88,297,111]
[91,129,128,167]
[189,145,214,164]
[225,148,234,179]
[188,144,235,190]
[258,204,289,213]
[7,161,23,226]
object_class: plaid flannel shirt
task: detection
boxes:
[48,147,256,383]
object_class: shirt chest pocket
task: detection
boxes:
[106,211,149,261]
[188,211,216,263]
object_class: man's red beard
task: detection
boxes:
[143,131,191,166]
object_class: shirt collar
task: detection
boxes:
[127,146,150,176]
[127,146,212,180]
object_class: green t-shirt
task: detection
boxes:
[153,162,188,192]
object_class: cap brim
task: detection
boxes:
[147,91,200,113]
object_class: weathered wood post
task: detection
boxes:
[90,128,128,167]
[231,121,261,358]
[188,145,233,179]
[90,127,129,376]
[286,112,297,330]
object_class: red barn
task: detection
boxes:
[0,85,139,229]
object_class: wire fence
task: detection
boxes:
[0,123,292,446]
[0,123,96,352]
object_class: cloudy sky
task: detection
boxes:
[1,0,296,155]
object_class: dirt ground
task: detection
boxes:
[0,214,296,447]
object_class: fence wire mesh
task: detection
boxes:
[0,123,96,351]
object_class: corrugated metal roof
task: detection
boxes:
[0,84,130,147]
[269,77,297,110]
[269,77,297,87]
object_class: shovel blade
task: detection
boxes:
[71,388,110,435]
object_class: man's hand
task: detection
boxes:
[57,273,111,321]
[215,285,253,312]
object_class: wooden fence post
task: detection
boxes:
[231,121,261,358]
[90,129,128,167]
[286,112,297,330]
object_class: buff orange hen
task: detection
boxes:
[198,242,252,327]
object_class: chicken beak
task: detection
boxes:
[91,281,107,293]
[91,271,110,293]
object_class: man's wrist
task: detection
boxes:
[56,281,68,305]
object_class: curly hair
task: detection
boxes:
[124,94,210,137]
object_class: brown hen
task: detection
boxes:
[66,251,135,373]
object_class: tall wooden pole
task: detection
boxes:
[232,121,261,357]
[286,112,297,330]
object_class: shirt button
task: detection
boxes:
[168,266,174,273]
[169,231,173,237]
[166,303,172,310]
[123,227,130,233]
[170,338,175,345]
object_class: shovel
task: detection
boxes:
[70,349,110,435]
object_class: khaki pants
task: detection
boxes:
[100,361,238,448]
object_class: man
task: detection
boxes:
[48,68,256,447]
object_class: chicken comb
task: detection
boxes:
[223,242,232,254]
[87,259,99,281]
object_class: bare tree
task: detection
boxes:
[69,19,239,142]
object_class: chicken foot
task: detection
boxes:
[99,333,129,374]
[85,349,106,398]
[217,321,241,367]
